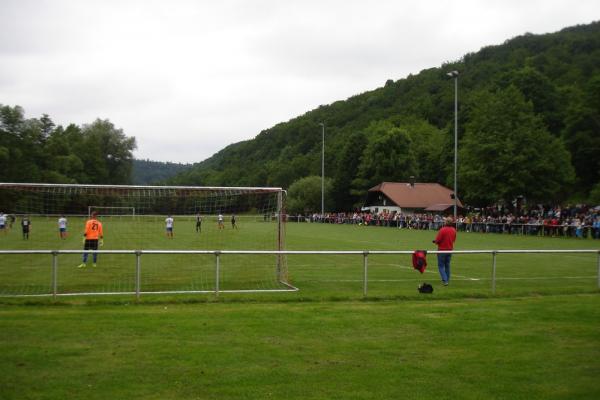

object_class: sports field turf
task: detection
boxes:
[0,219,599,399]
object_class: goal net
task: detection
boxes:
[0,183,291,296]
[88,206,135,217]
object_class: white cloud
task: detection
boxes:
[1,0,599,163]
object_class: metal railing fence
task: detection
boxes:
[1,249,598,298]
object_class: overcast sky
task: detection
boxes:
[1,1,598,164]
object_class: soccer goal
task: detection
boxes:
[0,183,292,297]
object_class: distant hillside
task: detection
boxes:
[132,159,192,185]
[169,22,600,210]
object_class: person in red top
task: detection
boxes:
[78,211,104,268]
[433,217,457,286]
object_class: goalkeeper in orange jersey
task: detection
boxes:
[78,211,104,268]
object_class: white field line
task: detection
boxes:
[291,261,597,282]
[309,276,596,283]
[289,262,483,281]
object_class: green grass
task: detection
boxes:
[1,220,599,399]
[1,296,599,399]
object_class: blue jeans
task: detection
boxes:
[437,253,452,283]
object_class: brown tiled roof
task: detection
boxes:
[424,204,454,211]
[369,182,463,209]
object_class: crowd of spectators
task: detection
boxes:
[289,204,600,239]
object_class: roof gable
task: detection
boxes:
[368,182,463,209]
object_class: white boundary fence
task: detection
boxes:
[1,249,598,299]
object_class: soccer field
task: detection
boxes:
[0,221,599,399]
[0,217,598,298]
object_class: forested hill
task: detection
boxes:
[132,159,192,185]
[169,21,600,210]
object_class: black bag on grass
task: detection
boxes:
[418,283,434,294]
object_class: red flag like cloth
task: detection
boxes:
[412,250,427,273]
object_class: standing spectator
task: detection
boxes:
[593,216,600,239]
[433,217,457,286]
[574,217,583,238]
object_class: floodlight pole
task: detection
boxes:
[447,70,459,221]
[319,122,325,217]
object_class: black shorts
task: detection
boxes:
[84,239,99,250]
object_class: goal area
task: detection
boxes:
[0,183,292,296]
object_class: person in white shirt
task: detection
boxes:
[58,215,68,239]
[0,213,6,235]
[165,215,174,238]
[217,214,224,230]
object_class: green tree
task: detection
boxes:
[589,182,600,204]
[503,67,563,134]
[39,113,55,139]
[0,105,44,182]
[459,86,575,206]
[357,121,417,188]
[399,117,445,182]
[561,75,600,193]
[287,175,333,214]
[330,131,368,210]
[79,119,137,184]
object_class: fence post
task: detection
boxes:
[492,251,497,294]
[52,251,58,299]
[597,251,600,290]
[363,251,369,297]
[215,251,220,297]
[135,251,141,300]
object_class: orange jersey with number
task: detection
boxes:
[84,218,103,240]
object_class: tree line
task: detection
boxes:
[0,106,136,184]
[132,159,192,185]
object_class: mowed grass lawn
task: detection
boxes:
[1,219,599,399]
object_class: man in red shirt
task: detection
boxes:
[433,217,457,286]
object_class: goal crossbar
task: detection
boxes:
[0,182,283,194]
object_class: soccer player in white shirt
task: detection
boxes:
[217,214,224,230]
[58,215,68,239]
[0,212,6,235]
[165,215,174,238]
